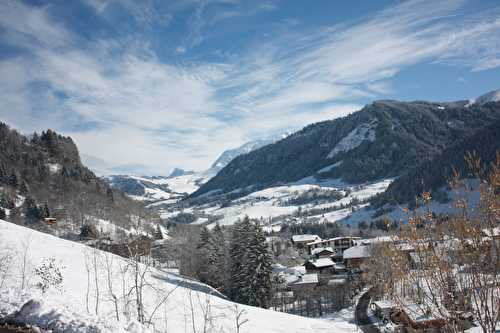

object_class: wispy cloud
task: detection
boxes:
[210,0,500,137]
[1,0,500,175]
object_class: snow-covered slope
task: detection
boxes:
[167,168,194,178]
[108,136,283,203]
[207,136,280,175]
[106,175,181,202]
[162,178,392,228]
[0,220,355,333]
[326,121,377,159]
[474,88,500,105]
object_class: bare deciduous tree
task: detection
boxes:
[19,235,32,291]
[0,249,14,290]
[103,252,120,321]
[233,304,249,333]
[375,153,500,333]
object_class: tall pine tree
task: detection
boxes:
[206,223,226,291]
[228,216,253,303]
[227,216,272,307]
[196,226,212,284]
[242,222,272,308]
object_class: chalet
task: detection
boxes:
[43,217,57,225]
[311,247,334,259]
[291,234,321,248]
[289,273,318,293]
[307,236,360,260]
[343,245,371,269]
[370,300,397,322]
[304,257,335,274]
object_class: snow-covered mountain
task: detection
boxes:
[474,88,500,105]
[157,93,500,229]
[167,167,195,178]
[109,91,500,229]
[193,97,500,200]
[207,137,281,175]
[0,219,356,333]
[108,136,283,203]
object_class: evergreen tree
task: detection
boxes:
[8,206,20,223]
[19,180,29,195]
[24,197,41,222]
[154,224,164,240]
[7,172,18,187]
[0,208,6,220]
[227,216,253,303]
[206,223,226,291]
[196,226,212,284]
[42,203,50,218]
[0,164,7,183]
[198,226,211,249]
[242,222,272,308]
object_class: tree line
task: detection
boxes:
[176,216,273,308]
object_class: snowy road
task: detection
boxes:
[355,288,380,333]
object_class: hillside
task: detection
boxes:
[0,122,153,235]
[192,100,500,199]
[373,118,500,207]
[0,219,356,333]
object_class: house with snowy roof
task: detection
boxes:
[304,257,335,274]
[289,273,318,293]
[343,245,371,269]
[310,246,334,259]
[307,236,359,260]
[291,234,321,248]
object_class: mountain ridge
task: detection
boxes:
[192,98,500,200]
[0,122,153,234]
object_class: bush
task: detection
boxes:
[80,224,99,239]
[34,257,64,294]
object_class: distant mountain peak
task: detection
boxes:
[207,134,285,176]
[474,89,500,105]
[168,168,194,178]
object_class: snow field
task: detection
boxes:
[0,220,356,333]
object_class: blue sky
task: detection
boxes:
[1,0,500,175]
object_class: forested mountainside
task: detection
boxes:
[372,118,500,207]
[192,100,500,199]
[0,122,152,230]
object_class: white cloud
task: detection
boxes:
[175,46,186,54]
[0,0,72,49]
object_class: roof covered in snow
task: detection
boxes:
[291,273,318,285]
[356,236,395,245]
[292,234,321,243]
[307,258,334,268]
[343,245,371,259]
[311,247,334,256]
[307,236,360,246]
